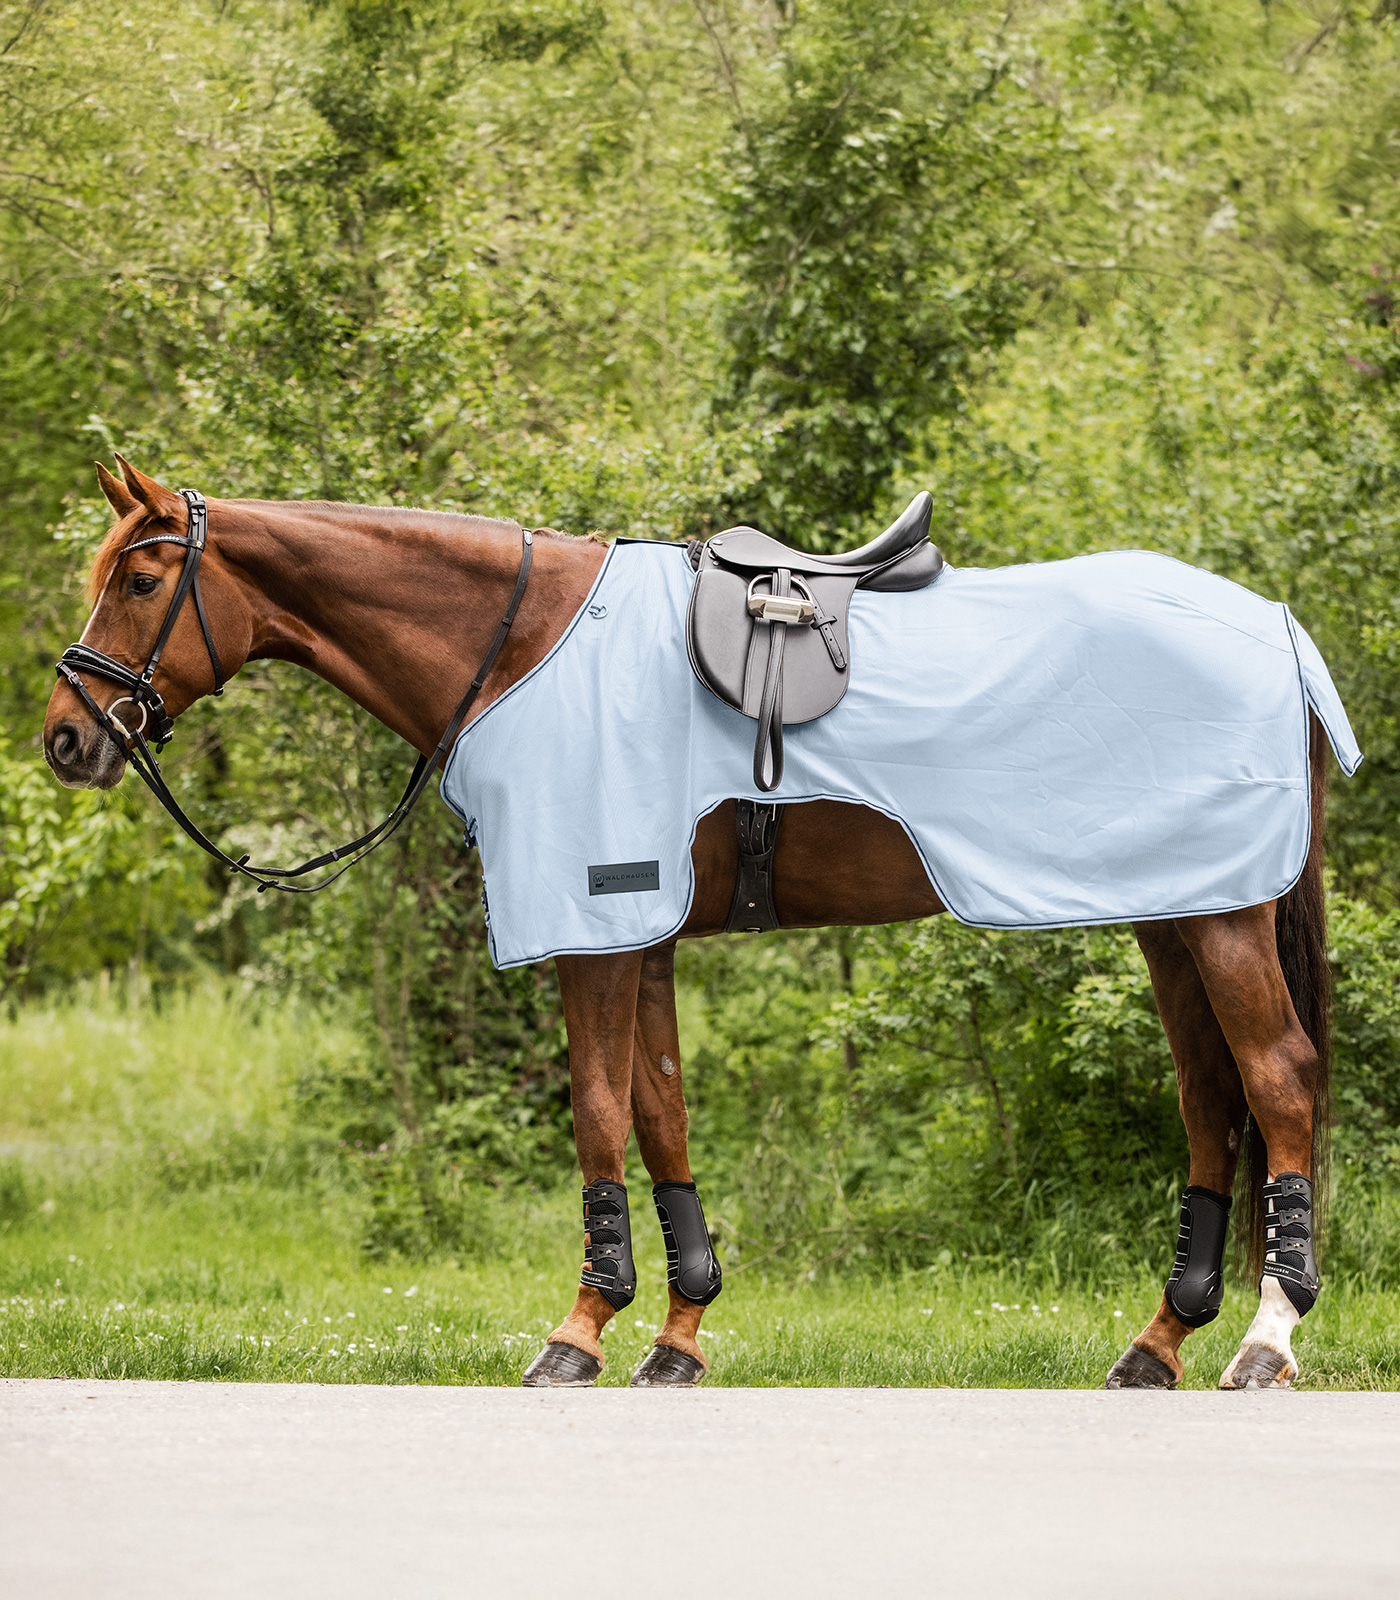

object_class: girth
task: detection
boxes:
[726,799,783,933]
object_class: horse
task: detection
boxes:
[44,456,1336,1392]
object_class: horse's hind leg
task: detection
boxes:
[626,941,722,1387]
[1106,919,1248,1390]
[521,949,644,1388]
[1176,903,1322,1390]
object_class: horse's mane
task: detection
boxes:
[85,498,593,604]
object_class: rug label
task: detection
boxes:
[587,860,660,896]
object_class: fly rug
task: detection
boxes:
[442,539,1357,966]
[44,464,1360,1395]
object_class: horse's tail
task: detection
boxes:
[1239,711,1332,1280]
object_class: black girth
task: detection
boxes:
[56,489,534,894]
[726,799,783,933]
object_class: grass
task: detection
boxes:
[4,1176,1399,1388]
[1,985,1398,1388]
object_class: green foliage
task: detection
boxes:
[713,1,1053,543]
[1331,895,1400,1174]
[0,741,127,993]
[677,922,1185,1280]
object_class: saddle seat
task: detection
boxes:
[701,491,939,583]
[686,492,944,792]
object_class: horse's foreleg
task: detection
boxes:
[1106,920,1248,1390]
[521,949,644,1388]
[626,941,720,1387]
[1176,903,1320,1390]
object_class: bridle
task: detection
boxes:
[55,489,534,893]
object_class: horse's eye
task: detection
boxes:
[130,575,161,597]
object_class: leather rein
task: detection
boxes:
[55,489,534,894]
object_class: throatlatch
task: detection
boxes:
[1163,1185,1233,1328]
[1262,1172,1320,1316]
[653,1181,723,1306]
[580,1180,637,1310]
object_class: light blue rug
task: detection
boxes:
[440,543,1360,969]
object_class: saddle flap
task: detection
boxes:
[687,560,858,726]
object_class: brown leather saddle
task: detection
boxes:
[686,492,944,791]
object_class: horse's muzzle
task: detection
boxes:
[44,716,127,790]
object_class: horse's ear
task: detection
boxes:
[95,461,140,517]
[114,453,186,522]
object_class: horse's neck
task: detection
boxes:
[223,503,606,755]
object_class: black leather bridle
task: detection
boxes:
[55,489,534,893]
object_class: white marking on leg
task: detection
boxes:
[1219,1277,1300,1389]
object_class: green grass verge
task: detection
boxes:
[2,985,1397,1389]
[3,1181,1398,1388]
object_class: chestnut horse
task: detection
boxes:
[44,459,1332,1391]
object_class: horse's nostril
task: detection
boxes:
[51,721,82,766]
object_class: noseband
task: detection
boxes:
[56,489,534,893]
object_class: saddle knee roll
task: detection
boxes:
[1261,1172,1320,1317]
[1164,1185,1233,1328]
[580,1179,637,1311]
[653,1181,723,1306]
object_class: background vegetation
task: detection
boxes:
[4,0,1400,1379]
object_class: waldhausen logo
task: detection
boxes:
[587,860,660,896]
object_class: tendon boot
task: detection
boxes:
[1261,1172,1320,1316]
[579,1179,637,1311]
[653,1181,723,1306]
[1164,1185,1233,1328]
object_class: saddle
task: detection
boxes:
[686,492,944,791]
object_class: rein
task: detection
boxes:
[56,490,535,893]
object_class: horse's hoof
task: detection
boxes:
[1219,1342,1296,1391]
[629,1344,707,1387]
[1105,1343,1178,1390]
[521,1341,603,1388]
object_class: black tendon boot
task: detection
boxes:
[1164,1185,1233,1328]
[579,1179,637,1311]
[653,1181,723,1306]
[1261,1172,1320,1316]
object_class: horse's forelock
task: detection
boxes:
[85,511,152,606]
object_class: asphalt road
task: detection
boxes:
[3,1380,1397,1598]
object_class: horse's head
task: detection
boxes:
[44,458,249,789]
